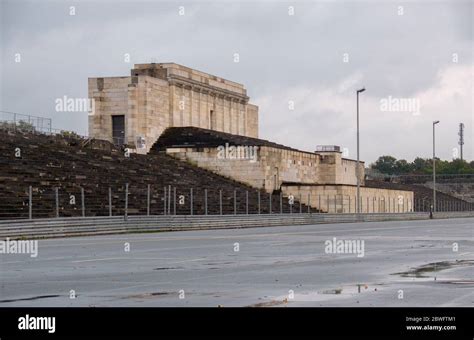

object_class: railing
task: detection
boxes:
[2,184,473,221]
[0,111,88,139]
[2,212,474,239]
[0,111,52,133]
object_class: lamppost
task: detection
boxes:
[433,120,440,212]
[356,87,366,214]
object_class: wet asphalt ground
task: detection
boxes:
[0,217,473,307]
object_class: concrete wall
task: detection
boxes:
[281,184,414,213]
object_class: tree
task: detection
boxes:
[412,157,431,174]
[371,156,397,175]
[370,155,474,175]
[394,159,411,174]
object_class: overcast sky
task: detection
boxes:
[1,0,472,163]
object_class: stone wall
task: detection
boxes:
[281,184,414,213]
[169,84,251,137]
[317,152,364,186]
[260,147,320,191]
[246,104,259,138]
[88,77,130,143]
[166,146,365,192]
[167,147,266,189]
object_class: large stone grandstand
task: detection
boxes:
[0,127,316,220]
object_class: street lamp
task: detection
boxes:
[433,120,440,212]
[356,87,365,214]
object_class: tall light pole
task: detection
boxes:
[433,120,440,212]
[458,123,464,161]
[356,87,366,214]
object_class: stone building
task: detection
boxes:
[88,63,258,153]
[88,62,413,212]
[153,127,414,213]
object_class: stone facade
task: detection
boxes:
[281,184,414,213]
[88,63,414,210]
[167,145,365,192]
[88,63,259,153]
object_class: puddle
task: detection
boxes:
[392,260,474,278]
[0,294,61,303]
[321,288,343,295]
[153,267,180,271]
[124,292,173,299]
[247,299,288,307]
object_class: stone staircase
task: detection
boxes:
[0,128,318,220]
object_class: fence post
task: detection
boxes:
[168,185,171,215]
[349,195,351,213]
[124,183,129,221]
[269,192,272,214]
[205,189,208,215]
[307,193,310,214]
[190,188,193,215]
[29,186,32,220]
[55,187,59,218]
[234,190,237,215]
[300,194,302,214]
[163,187,166,215]
[109,187,112,216]
[327,195,329,213]
[258,191,261,214]
[147,184,150,216]
[246,190,248,215]
[280,192,283,214]
[163,186,167,215]
[173,187,176,215]
[219,189,222,215]
[81,187,85,217]
[334,195,337,214]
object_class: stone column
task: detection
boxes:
[190,86,193,126]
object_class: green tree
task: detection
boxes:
[371,156,397,175]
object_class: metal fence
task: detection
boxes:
[0,111,52,133]
[0,111,89,139]
[3,184,474,221]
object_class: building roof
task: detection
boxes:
[151,127,364,163]
[151,127,310,154]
